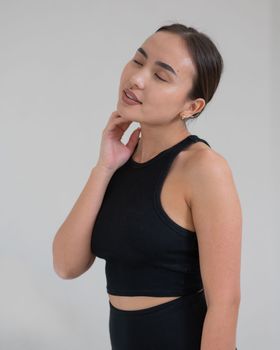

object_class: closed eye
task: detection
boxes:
[132,60,167,82]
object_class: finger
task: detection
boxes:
[104,111,122,130]
[107,118,131,132]
[107,115,133,132]
[125,128,141,152]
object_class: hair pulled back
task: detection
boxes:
[155,22,224,120]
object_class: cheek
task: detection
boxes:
[148,87,182,108]
[142,93,180,120]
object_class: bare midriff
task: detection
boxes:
[108,294,182,311]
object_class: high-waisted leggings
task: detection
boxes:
[109,289,238,350]
[109,289,207,350]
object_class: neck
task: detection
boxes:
[133,125,191,163]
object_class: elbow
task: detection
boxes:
[52,245,74,280]
[52,255,95,280]
[53,265,90,280]
[52,235,73,279]
[52,238,96,280]
[53,261,75,280]
[205,291,241,309]
[52,251,81,279]
[225,295,241,309]
[228,290,241,306]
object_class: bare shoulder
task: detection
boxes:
[180,142,234,207]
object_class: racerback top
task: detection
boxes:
[91,134,211,296]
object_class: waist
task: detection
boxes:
[108,288,205,312]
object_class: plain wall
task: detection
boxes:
[0,0,279,349]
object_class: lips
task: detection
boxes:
[124,89,142,104]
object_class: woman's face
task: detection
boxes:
[117,31,198,125]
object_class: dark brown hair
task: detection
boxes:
[155,22,224,121]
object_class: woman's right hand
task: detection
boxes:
[96,111,141,173]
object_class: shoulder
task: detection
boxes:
[180,142,234,207]
[187,143,231,178]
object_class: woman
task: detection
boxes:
[52,23,241,350]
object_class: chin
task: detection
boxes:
[120,113,142,126]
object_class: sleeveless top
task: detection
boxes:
[90,134,211,296]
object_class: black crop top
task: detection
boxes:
[91,134,211,296]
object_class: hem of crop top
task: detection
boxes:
[106,287,204,297]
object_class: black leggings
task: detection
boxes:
[109,289,208,350]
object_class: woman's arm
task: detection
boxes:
[188,149,242,350]
[52,165,114,279]
[52,111,141,280]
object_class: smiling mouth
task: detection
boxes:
[123,90,142,104]
[122,90,142,105]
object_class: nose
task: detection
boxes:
[128,71,145,89]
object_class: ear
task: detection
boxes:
[180,98,206,118]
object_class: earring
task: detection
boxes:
[181,115,187,120]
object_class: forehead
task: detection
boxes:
[138,31,195,78]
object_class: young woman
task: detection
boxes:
[53,23,241,350]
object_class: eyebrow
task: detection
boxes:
[136,47,177,77]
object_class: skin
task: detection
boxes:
[109,32,241,350]
[116,31,205,162]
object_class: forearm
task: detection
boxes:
[200,302,240,350]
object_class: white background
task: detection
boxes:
[0,0,279,349]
